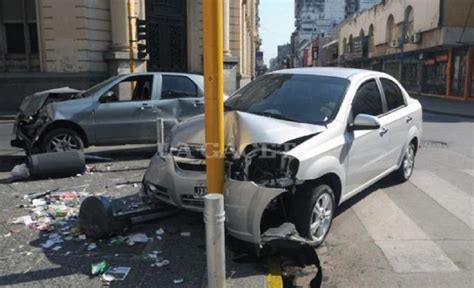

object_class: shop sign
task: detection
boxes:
[436,54,449,62]
[424,59,435,65]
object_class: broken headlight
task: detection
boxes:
[230,145,299,187]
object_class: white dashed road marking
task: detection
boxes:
[411,170,474,229]
[353,191,459,273]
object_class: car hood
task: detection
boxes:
[170,111,326,155]
[19,87,82,117]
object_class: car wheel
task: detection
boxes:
[393,142,416,183]
[290,184,335,247]
[40,128,84,153]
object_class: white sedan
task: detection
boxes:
[141,67,422,247]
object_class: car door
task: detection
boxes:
[379,77,412,167]
[154,74,205,141]
[345,79,391,194]
[94,75,158,144]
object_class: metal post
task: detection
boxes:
[127,0,135,73]
[156,118,164,154]
[202,0,225,194]
[204,194,226,288]
[202,0,226,285]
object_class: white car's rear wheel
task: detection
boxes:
[393,142,416,183]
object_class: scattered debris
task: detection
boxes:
[12,215,33,226]
[64,251,71,256]
[91,261,109,276]
[52,246,62,251]
[42,234,63,248]
[156,228,165,235]
[87,243,97,251]
[127,233,149,243]
[173,278,184,284]
[10,164,30,181]
[180,232,191,237]
[101,267,131,283]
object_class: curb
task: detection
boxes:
[422,108,474,120]
[0,115,16,121]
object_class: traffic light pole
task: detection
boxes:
[127,0,135,73]
[202,0,226,287]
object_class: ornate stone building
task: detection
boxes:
[0,0,260,111]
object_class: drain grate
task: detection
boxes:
[421,140,448,148]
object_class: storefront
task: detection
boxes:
[421,51,448,96]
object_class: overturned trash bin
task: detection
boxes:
[28,150,86,178]
[79,195,178,240]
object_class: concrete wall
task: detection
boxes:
[0,72,107,111]
[38,0,111,73]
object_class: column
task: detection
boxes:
[464,47,472,100]
[223,0,231,56]
[110,0,129,52]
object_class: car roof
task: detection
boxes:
[271,67,387,80]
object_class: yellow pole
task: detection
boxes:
[203,0,225,194]
[127,0,135,74]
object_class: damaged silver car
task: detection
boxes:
[141,68,422,247]
[11,73,205,153]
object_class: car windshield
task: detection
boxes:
[81,76,119,98]
[224,73,350,125]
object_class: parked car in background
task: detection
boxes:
[11,73,205,154]
[141,68,422,247]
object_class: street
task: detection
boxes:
[0,111,473,287]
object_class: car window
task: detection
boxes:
[352,79,383,117]
[225,74,350,125]
[381,78,405,111]
[161,75,198,99]
[102,75,153,103]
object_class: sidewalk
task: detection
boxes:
[412,94,474,119]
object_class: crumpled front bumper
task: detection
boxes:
[141,155,287,244]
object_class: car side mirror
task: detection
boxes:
[348,114,381,131]
[99,91,118,103]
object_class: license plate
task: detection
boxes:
[193,186,207,199]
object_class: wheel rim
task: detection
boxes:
[403,145,415,179]
[48,133,79,152]
[310,192,333,242]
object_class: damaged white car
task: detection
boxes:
[141,68,422,247]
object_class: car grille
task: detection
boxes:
[173,155,206,172]
[181,195,205,208]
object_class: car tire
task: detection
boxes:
[290,183,336,247]
[40,128,84,153]
[392,142,416,183]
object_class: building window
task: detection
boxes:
[0,0,39,71]
[5,23,26,53]
[387,15,396,45]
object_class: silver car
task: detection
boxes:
[11,73,205,153]
[141,68,422,247]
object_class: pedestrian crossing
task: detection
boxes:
[349,169,473,274]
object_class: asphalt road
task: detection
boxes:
[0,112,473,287]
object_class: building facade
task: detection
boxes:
[291,0,381,68]
[331,0,474,100]
[0,0,259,111]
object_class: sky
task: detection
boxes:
[259,0,294,66]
